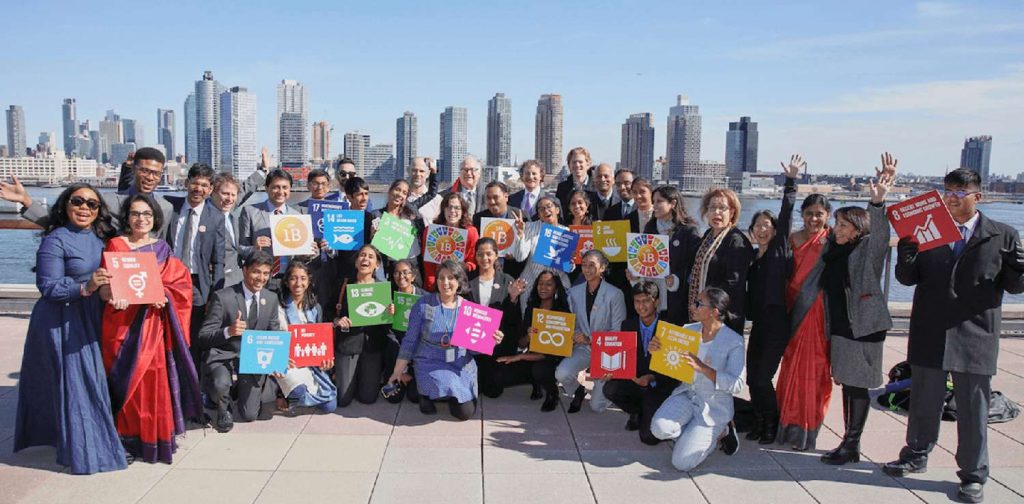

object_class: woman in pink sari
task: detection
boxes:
[775,193,832,450]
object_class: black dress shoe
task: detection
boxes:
[215,410,234,433]
[745,414,764,441]
[530,384,544,400]
[419,398,438,415]
[957,482,984,503]
[882,457,927,477]
[820,441,860,465]
[625,413,640,431]
[759,418,778,445]
[720,421,739,456]
[567,386,586,414]
[540,394,559,412]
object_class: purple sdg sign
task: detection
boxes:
[450,300,503,355]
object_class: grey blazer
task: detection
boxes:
[222,208,243,287]
[22,188,174,239]
[237,200,307,259]
[197,283,281,363]
[840,202,894,338]
[567,279,627,344]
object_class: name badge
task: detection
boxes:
[445,347,456,363]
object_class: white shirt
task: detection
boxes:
[175,200,205,269]
[478,277,495,307]
[224,283,261,338]
[950,211,980,249]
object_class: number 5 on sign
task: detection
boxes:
[530,308,575,357]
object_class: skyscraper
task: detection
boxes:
[62,99,77,156]
[98,116,123,164]
[277,79,308,165]
[620,113,655,180]
[365,143,396,182]
[961,135,993,185]
[122,118,144,147]
[439,106,468,184]
[396,111,417,175]
[487,93,511,167]
[158,109,175,161]
[725,116,758,191]
[5,106,26,158]
[220,86,257,180]
[184,93,196,163]
[196,71,224,169]
[535,94,563,175]
[666,95,701,183]
[312,120,331,162]
[344,131,369,176]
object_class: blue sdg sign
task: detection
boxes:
[239,330,292,374]
[307,199,349,240]
[532,223,579,273]
[323,210,365,251]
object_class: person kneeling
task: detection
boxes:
[198,250,282,432]
[650,288,745,471]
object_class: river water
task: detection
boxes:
[4,187,1023,303]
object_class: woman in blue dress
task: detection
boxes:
[387,260,505,420]
[14,183,127,474]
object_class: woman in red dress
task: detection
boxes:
[100,194,201,464]
[775,193,833,451]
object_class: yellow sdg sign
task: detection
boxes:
[649,321,702,384]
[592,220,630,262]
[530,308,576,357]
[270,214,315,256]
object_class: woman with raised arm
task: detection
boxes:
[743,155,801,444]
[371,178,425,272]
[508,195,572,306]
[819,154,897,465]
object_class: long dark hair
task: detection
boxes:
[652,186,696,229]
[44,183,115,239]
[118,193,164,236]
[281,261,318,311]
[527,270,569,312]
[433,192,473,229]
[385,179,420,221]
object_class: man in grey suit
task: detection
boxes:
[441,156,487,216]
[238,169,311,291]
[210,166,269,288]
[197,251,280,432]
[1,147,174,238]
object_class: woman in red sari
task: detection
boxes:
[100,194,201,464]
[775,193,832,451]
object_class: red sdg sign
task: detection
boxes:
[287,323,334,367]
[886,190,961,252]
[103,252,165,304]
[590,331,637,379]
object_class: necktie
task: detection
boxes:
[953,225,968,257]
[224,213,235,245]
[523,193,533,217]
[463,190,475,214]
[247,293,259,327]
[181,209,195,271]
[622,201,632,218]
[271,209,283,276]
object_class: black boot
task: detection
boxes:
[821,387,869,465]
[567,385,587,414]
[745,412,764,441]
[759,412,778,445]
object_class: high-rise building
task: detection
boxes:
[37,132,56,155]
[682,160,726,193]
[312,121,331,162]
[439,106,468,184]
[111,142,137,166]
[725,116,758,191]
[122,118,144,147]
[158,109,175,161]
[343,131,370,176]
[620,113,655,180]
[365,143,396,182]
[219,86,257,180]
[98,117,124,164]
[666,95,701,182]
[88,130,101,161]
[195,71,224,169]
[535,94,563,175]
[5,105,26,158]
[961,135,993,185]
[62,99,77,156]
[396,111,417,175]
[277,79,308,165]
[184,93,196,163]
[487,93,512,167]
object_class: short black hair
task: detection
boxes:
[118,193,164,235]
[476,237,498,252]
[748,210,777,234]
[307,169,330,185]
[266,168,293,187]
[945,168,982,191]
[801,193,832,213]
[631,280,660,300]
[614,169,635,178]
[244,249,274,269]
[344,176,369,195]
[187,163,215,182]
[484,181,509,194]
[337,157,356,168]
[133,147,166,166]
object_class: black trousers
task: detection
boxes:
[528,356,564,397]
[603,379,674,445]
[903,365,991,484]
[335,350,383,407]
[480,357,559,399]
[746,309,789,419]
[202,359,277,422]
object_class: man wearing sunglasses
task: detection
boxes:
[1,147,176,238]
[322,157,372,211]
[885,168,1024,503]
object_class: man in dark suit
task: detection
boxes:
[508,159,547,221]
[238,169,311,291]
[197,251,281,432]
[441,156,486,216]
[884,169,1024,503]
[473,181,526,279]
[590,163,619,221]
[555,146,596,217]
[602,281,679,444]
[211,173,244,287]
[165,163,226,347]
[605,169,636,221]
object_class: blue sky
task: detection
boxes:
[2,0,1022,176]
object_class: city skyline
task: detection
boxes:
[0,1,1021,176]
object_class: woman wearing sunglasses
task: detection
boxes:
[14,184,127,474]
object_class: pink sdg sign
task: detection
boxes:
[450,300,503,356]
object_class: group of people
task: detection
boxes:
[3,146,1019,503]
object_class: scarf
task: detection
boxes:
[688,226,732,312]
[285,296,320,325]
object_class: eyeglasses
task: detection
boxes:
[129,211,154,220]
[337,171,355,179]
[69,196,100,210]
[707,205,732,214]
[309,180,330,188]
[136,167,163,179]
[944,190,979,199]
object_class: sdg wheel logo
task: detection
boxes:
[627,235,669,277]
[275,216,310,248]
[426,226,466,261]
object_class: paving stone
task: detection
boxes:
[277,434,387,472]
[138,468,271,504]
[689,469,816,504]
[370,472,482,504]
[175,432,296,471]
[484,472,595,504]
[255,471,376,504]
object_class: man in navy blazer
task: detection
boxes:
[508,160,548,221]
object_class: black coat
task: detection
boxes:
[689,227,755,334]
[198,284,281,362]
[746,178,795,322]
[164,197,226,306]
[468,271,521,358]
[896,212,1024,375]
[648,221,702,325]
[555,178,600,222]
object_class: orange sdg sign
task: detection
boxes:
[271,214,315,256]
[480,218,516,256]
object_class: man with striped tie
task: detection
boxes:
[237,169,310,294]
